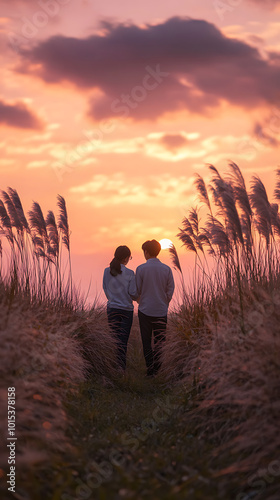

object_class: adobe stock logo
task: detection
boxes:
[111,65,169,118]
[7,0,71,54]
[213,0,243,21]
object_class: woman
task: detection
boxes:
[103,245,138,373]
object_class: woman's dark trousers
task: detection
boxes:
[107,307,133,370]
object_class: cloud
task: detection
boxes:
[160,133,189,151]
[16,17,280,121]
[50,129,270,182]
[6,142,57,155]
[70,173,194,208]
[50,132,203,179]
[0,98,43,129]
[144,132,202,162]
[0,158,15,166]
[27,160,49,169]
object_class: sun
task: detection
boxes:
[159,238,173,250]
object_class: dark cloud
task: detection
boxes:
[16,17,280,121]
[0,99,43,129]
[160,134,188,151]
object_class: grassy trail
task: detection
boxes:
[14,320,245,500]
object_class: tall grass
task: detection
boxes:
[172,163,280,328]
[162,164,280,497]
[0,188,74,306]
[0,188,119,474]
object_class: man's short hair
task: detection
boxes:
[142,239,161,257]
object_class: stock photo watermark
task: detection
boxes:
[213,0,243,21]
[60,393,179,499]
[236,459,280,500]
[6,387,16,494]
[52,65,169,182]
[7,0,71,54]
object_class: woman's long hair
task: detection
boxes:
[110,246,131,276]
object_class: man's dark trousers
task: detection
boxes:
[138,310,167,376]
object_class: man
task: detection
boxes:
[136,239,175,377]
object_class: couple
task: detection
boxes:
[103,239,175,377]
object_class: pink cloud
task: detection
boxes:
[15,17,280,121]
[0,98,43,130]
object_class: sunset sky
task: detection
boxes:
[1,0,280,303]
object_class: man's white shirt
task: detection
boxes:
[136,258,175,317]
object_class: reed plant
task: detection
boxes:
[0,189,74,307]
[170,163,280,329]
[0,189,120,478]
[162,164,280,497]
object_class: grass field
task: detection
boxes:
[0,318,259,500]
[1,308,279,500]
